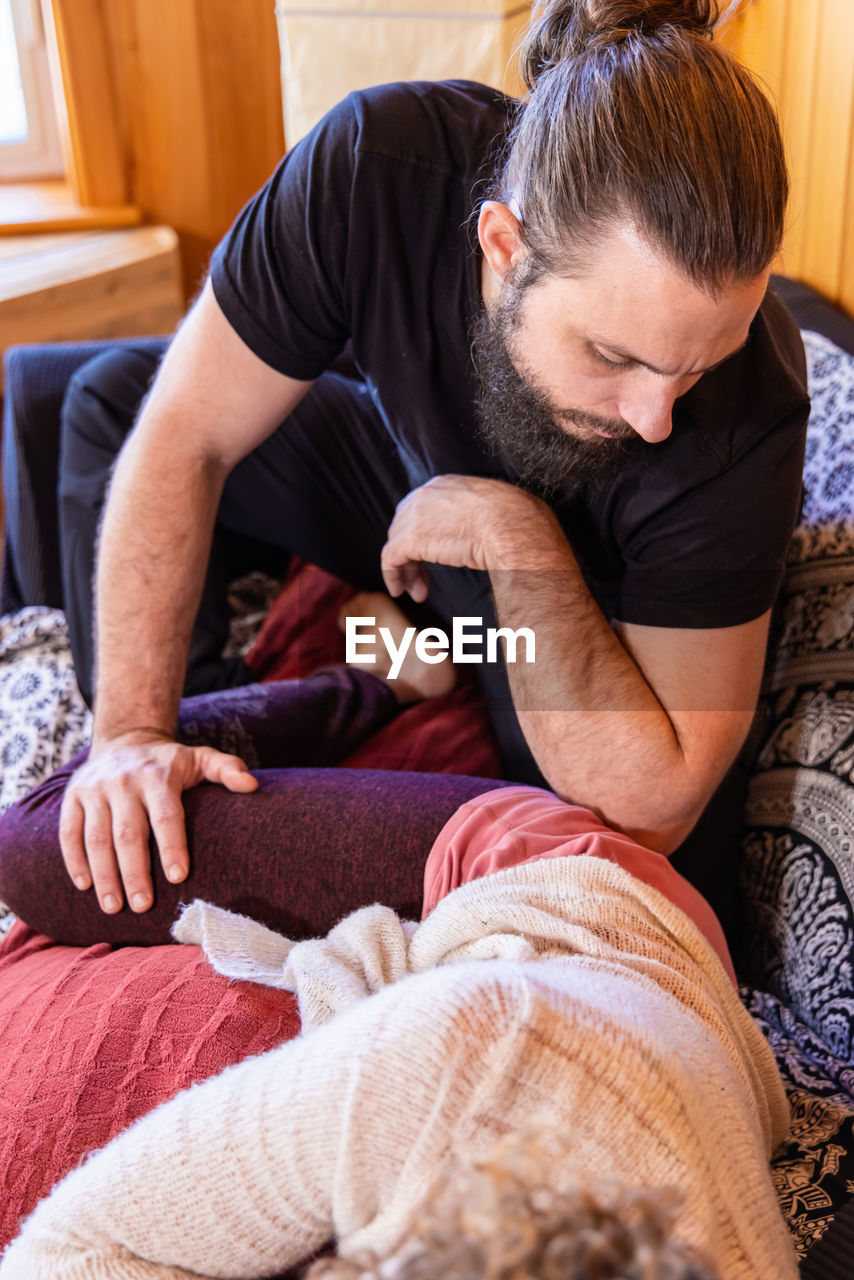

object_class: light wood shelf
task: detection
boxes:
[0,181,141,236]
[0,225,183,392]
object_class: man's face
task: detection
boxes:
[473,217,769,499]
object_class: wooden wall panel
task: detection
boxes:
[44,0,129,207]
[196,0,286,223]
[803,1,854,300]
[719,0,854,313]
[47,0,285,299]
[118,0,286,295]
[843,114,854,316]
[119,0,213,294]
[778,0,820,282]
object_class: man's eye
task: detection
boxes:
[593,349,631,370]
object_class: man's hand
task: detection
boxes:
[70,281,312,915]
[380,474,550,600]
[381,471,770,855]
[59,733,259,915]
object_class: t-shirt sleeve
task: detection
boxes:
[610,401,809,628]
[209,96,359,380]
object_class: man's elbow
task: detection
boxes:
[548,777,712,858]
[619,814,702,858]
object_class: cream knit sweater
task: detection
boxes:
[0,855,798,1279]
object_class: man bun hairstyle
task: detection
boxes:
[521,0,719,77]
[499,0,787,292]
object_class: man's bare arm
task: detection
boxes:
[60,280,314,913]
[486,544,768,854]
[380,474,769,855]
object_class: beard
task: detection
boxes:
[470,290,649,501]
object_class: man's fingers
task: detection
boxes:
[196,748,259,794]
[58,795,91,890]
[110,794,156,912]
[58,742,255,913]
[398,562,429,602]
[380,540,409,597]
[381,548,427,600]
[404,567,429,603]
[146,786,191,888]
[81,797,126,913]
[381,567,405,598]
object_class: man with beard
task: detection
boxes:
[46,0,809,919]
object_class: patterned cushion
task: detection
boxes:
[745,984,854,1260]
[0,608,91,815]
[740,331,854,1059]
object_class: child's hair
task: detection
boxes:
[304,1130,718,1279]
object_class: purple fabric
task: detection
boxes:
[0,666,498,947]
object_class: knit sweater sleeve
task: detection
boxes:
[0,1030,341,1279]
[0,965,530,1280]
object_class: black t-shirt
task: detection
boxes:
[210,79,810,629]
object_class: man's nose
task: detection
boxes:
[618,379,678,444]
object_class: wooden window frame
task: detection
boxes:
[0,0,63,180]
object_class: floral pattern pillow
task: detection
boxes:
[741,331,854,1061]
[0,608,91,816]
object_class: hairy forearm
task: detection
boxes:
[86,283,316,748]
[487,520,713,853]
[92,419,226,745]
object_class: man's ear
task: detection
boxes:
[477,201,526,282]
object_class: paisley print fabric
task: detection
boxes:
[741,332,854,1065]
[0,608,91,816]
[745,985,854,1259]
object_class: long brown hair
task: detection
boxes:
[496,0,787,292]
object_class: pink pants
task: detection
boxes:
[422,785,736,985]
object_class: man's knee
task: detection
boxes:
[60,345,165,491]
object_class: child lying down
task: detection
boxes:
[0,814,798,1280]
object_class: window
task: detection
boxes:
[0,0,63,179]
